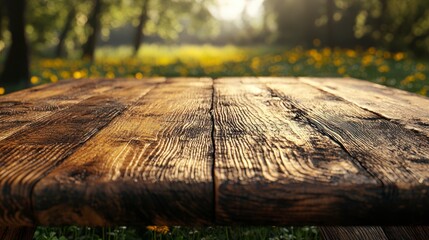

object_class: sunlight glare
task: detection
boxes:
[214,0,264,21]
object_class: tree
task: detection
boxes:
[82,0,103,60]
[263,0,324,46]
[133,0,150,55]
[0,0,4,42]
[55,7,76,58]
[0,0,29,87]
[326,0,335,47]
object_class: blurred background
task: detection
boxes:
[0,0,429,96]
[1,1,429,239]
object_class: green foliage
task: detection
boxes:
[33,226,320,240]
[19,45,428,97]
[21,0,218,56]
[262,0,429,54]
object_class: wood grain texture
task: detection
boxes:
[33,78,214,226]
[300,77,429,138]
[213,77,380,225]
[0,78,163,141]
[0,227,36,240]
[0,78,163,226]
[382,226,429,240]
[262,77,429,224]
[320,227,388,240]
[320,226,429,240]
[1,76,429,227]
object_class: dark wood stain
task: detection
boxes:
[0,78,164,226]
[0,227,36,240]
[320,226,429,240]
[0,77,428,233]
[214,77,429,225]
[33,78,214,226]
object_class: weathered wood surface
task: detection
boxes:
[0,78,147,141]
[0,77,428,227]
[320,226,429,240]
[320,226,389,240]
[0,78,164,226]
[300,77,429,138]
[213,78,378,225]
[214,77,429,225]
[33,78,214,226]
[0,227,36,240]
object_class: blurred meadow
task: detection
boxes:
[25,45,429,97]
[1,0,429,239]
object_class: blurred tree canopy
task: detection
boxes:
[263,0,429,53]
[1,0,429,59]
[4,0,217,59]
[2,0,429,86]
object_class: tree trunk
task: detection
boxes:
[55,7,76,58]
[326,0,335,47]
[303,0,316,47]
[0,0,4,42]
[133,0,150,55]
[82,0,102,60]
[0,0,29,87]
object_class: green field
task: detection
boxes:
[34,225,319,240]
[2,45,428,239]
[2,44,427,96]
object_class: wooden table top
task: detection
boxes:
[0,77,429,227]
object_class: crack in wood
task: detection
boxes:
[266,86,385,188]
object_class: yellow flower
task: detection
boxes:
[419,86,428,96]
[0,87,5,95]
[250,57,260,70]
[135,72,143,79]
[73,71,82,79]
[288,55,298,64]
[333,58,343,67]
[394,52,405,61]
[368,47,376,54]
[361,55,373,66]
[322,48,331,57]
[346,49,356,58]
[415,72,426,80]
[106,71,115,79]
[30,76,40,84]
[377,65,390,73]
[337,67,346,75]
[401,75,415,85]
[60,71,71,79]
[383,52,391,59]
[146,226,169,234]
[416,63,426,71]
[50,75,58,83]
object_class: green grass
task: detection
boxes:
[1,44,428,239]
[8,44,426,97]
[33,226,320,240]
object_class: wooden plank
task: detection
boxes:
[0,227,35,240]
[319,227,388,240]
[262,77,429,224]
[300,77,429,138]
[382,226,429,240]
[213,77,380,225]
[320,226,429,240]
[0,78,163,141]
[0,79,162,226]
[33,78,214,226]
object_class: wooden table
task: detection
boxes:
[1,77,429,239]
